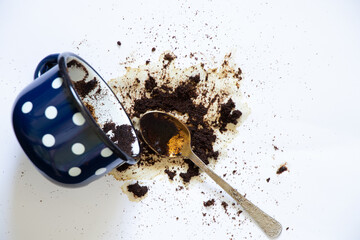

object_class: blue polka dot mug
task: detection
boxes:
[12,52,140,187]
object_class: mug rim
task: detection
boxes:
[57,52,140,164]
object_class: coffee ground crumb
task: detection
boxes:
[117,41,121,46]
[219,98,242,132]
[221,201,229,214]
[266,178,270,182]
[163,53,176,68]
[102,122,135,156]
[203,199,215,207]
[276,163,288,174]
[179,159,200,183]
[127,182,148,197]
[164,169,176,180]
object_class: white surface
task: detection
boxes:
[1,0,360,239]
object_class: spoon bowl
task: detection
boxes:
[140,111,282,238]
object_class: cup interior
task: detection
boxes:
[65,56,140,157]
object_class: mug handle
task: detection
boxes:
[34,53,60,80]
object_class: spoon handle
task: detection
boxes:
[188,152,282,238]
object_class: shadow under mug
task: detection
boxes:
[12,52,140,187]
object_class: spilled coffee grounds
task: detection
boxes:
[109,52,244,183]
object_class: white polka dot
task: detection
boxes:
[21,101,33,114]
[72,112,85,126]
[101,148,113,157]
[45,106,57,119]
[42,134,55,147]
[68,167,81,177]
[52,77,63,89]
[71,143,85,155]
[95,168,106,176]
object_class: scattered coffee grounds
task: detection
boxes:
[127,182,148,197]
[102,122,136,156]
[203,199,215,207]
[286,227,289,231]
[276,163,288,175]
[219,99,242,132]
[266,178,270,182]
[179,159,200,183]
[237,210,243,216]
[117,41,121,46]
[273,145,279,151]
[151,47,156,52]
[221,201,229,214]
[73,77,98,98]
[165,169,176,180]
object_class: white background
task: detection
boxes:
[1,0,360,239]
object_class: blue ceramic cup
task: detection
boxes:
[12,52,140,187]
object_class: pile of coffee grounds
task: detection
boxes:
[127,182,148,197]
[203,199,215,207]
[102,122,135,156]
[276,163,288,175]
[108,52,246,184]
[164,169,176,180]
